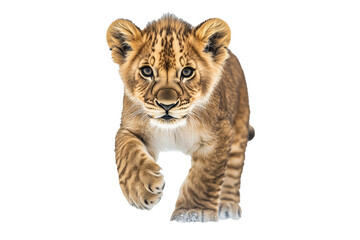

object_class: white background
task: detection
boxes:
[1,0,359,239]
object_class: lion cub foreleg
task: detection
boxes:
[171,123,232,222]
[115,128,164,210]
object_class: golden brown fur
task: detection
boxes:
[107,14,254,222]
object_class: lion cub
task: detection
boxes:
[107,15,254,222]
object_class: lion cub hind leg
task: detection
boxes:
[218,123,248,220]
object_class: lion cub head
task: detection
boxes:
[107,15,231,128]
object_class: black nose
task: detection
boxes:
[156,101,178,111]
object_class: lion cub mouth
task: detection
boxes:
[160,114,174,120]
[150,113,187,128]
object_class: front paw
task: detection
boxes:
[120,162,165,210]
[170,209,218,222]
[218,201,241,220]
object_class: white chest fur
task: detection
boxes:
[149,124,202,156]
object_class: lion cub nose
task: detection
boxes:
[156,89,179,110]
[156,101,178,111]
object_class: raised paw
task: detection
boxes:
[120,162,165,210]
[218,201,241,220]
[170,209,218,222]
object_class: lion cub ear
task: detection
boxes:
[106,19,142,64]
[193,18,231,63]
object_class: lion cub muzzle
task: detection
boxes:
[156,88,179,105]
[154,88,179,120]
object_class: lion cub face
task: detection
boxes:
[107,15,231,128]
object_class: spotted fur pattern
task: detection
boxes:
[107,14,254,222]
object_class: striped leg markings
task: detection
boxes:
[171,121,233,222]
[115,128,165,210]
[171,155,227,222]
[219,124,248,220]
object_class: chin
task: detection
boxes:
[149,118,187,129]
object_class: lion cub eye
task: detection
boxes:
[140,66,153,78]
[181,67,195,79]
